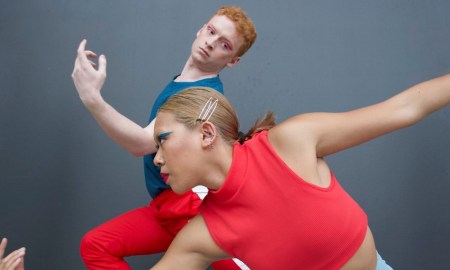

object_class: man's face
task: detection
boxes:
[191,15,244,71]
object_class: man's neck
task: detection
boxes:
[175,57,220,82]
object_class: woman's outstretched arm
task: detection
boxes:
[271,73,450,159]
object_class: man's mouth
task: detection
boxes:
[199,47,209,57]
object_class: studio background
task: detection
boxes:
[1,1,449,269]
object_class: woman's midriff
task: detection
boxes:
[341,226,377,270]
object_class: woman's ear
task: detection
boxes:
[200,121,217,148]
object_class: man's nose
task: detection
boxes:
[205,37,218,49]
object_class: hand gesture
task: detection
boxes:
[71,39,107,105]
[0,238,25,270]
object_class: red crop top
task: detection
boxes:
[200,130,368,269]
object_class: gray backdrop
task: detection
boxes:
[1,0,449,269]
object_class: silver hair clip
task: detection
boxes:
[197,97,218,122]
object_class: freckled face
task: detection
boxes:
[191,15,243,70]
[153,112,203,194]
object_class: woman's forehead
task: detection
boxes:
[155,111,175,127]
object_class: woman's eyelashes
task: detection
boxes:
[157,131,173,146]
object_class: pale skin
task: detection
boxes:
[71,14,243,157]
[151,74,450,269]
[0,238,25,270]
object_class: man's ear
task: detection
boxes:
[226,56,241,68]
[200,121,217,148]
[197,24,206,37]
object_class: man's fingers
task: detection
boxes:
[85,50,97,58]
[98,55,107,74]
[75,41,91,67]
[75,39,103,70]
[77,39,87,54]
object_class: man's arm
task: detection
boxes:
[71,39,157,156]
[151,215,230,270]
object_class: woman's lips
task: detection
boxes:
[160,173,169,183]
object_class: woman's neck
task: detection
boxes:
[202,143,233,191]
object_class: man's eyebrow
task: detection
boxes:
[208,23,234,50]
[207,23,216,32]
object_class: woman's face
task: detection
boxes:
[153,112,204,194]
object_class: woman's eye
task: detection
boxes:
[157,132,172,146]
[156,137,166,146]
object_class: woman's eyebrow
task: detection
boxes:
[158,131,173,139]
[154,131,172,143]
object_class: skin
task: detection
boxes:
[71,10,250,269]
[71,14,244,158]
[154,114,232,194]
[0,238,25,270]
[151,74,450,269]
[180,15,244,81]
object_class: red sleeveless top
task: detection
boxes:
[200,130,367,269]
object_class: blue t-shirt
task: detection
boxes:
[144,76,224,198]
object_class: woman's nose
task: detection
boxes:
[153,151,164,167]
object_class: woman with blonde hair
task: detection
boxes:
[150,72,450,269]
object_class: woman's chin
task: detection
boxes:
[172,186,189,195]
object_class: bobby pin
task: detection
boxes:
[197,97,218,122]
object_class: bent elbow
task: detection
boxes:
[130,150,144,157]
[129,144,157,157]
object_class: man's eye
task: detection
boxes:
[221,41,233,51]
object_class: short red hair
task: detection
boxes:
[213,6,257,57]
